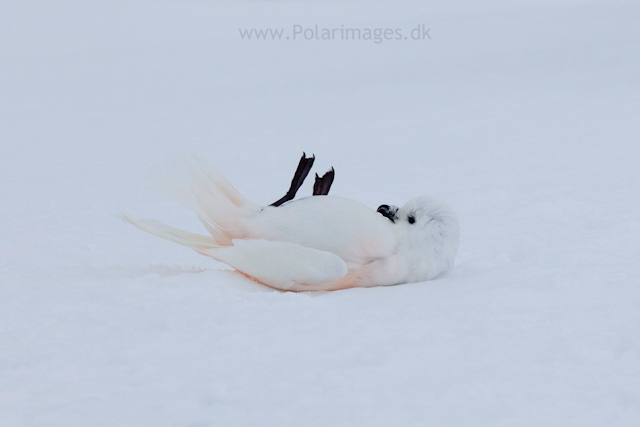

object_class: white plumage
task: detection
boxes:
[123,155,460,291]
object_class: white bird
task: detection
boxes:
[123,154,460,291]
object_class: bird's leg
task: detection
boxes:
[313,167,335,196]
[270,153,315,207]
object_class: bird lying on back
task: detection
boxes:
[123,154,459,291]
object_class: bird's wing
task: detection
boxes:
[121,213,221,250]
[122,213,347,291]
[200,239,348,291]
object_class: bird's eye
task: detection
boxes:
[407,215,416,224]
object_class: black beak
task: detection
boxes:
[377,204,399,223]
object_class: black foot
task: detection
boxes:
[270,153,315,207]
[313,167,334,196]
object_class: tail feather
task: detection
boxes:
[121,213,221,251]
[146,154,260,240]
[197,214,232,246]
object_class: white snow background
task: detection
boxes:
[1,1,639,426]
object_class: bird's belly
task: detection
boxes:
[248,196,396,263]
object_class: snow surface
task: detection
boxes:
[1,1,640,426]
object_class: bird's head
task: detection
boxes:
[377,195,460,280]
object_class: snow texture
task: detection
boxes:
[1,1,639,426]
